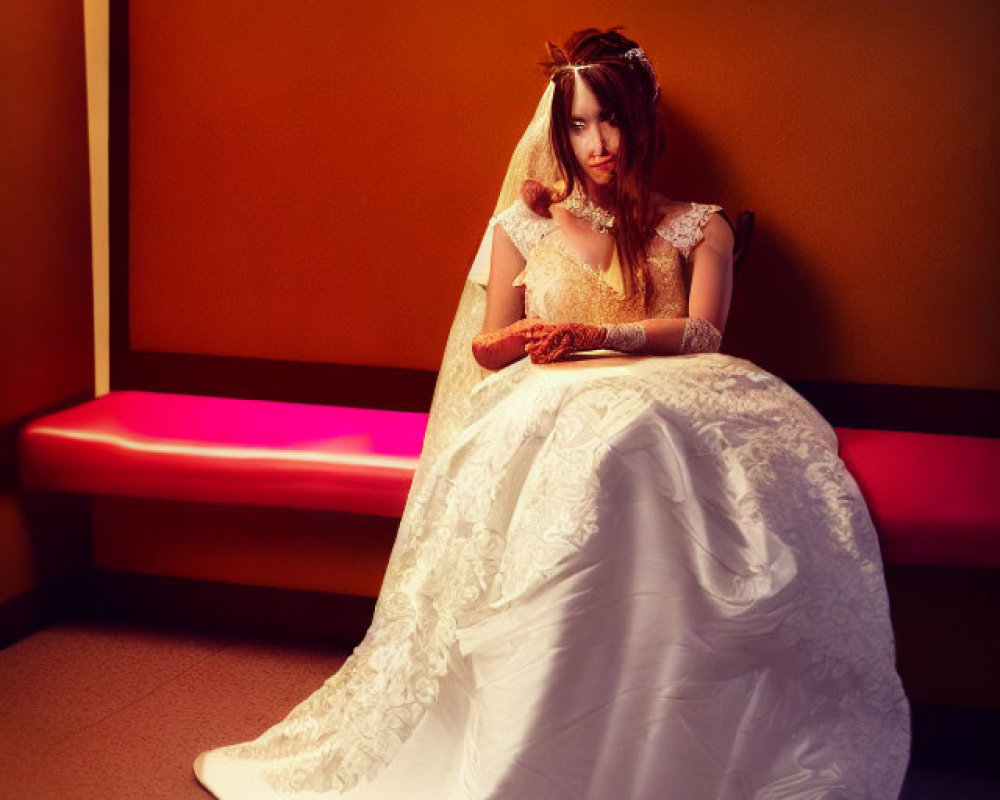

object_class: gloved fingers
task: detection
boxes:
[528,332,558,363]
[531,347,558,364]
[535,332,573,364]
[523,322,555,340]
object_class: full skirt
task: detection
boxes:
[195,353,910,799]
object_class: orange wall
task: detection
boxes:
[1,0,94,424]
[129,0,999,390]
[0,0,93,606]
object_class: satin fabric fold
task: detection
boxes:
[196,354,909,799]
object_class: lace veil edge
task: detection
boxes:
[420,81,559,463]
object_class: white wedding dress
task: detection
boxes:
[194,199,910,799]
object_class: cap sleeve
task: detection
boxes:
[655,202,723,259]
[494,197,557,260]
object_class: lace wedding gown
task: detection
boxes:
[194,200,910,799]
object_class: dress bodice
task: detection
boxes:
[496,196,722,325]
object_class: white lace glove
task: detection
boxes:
[603,318,722,354]
[680,317,723,353]
[601,322,647,352]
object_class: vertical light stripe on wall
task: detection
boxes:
[83,0,109,396]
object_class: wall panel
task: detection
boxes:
[1,0,94,424]
[126,0,999,391]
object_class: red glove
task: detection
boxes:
[472,317,544,370]
[523,322,607,364]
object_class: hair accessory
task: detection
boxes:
[545,40,570,67]
[622,47,661,106]
[548,46,661,107]
[551,63,596,76]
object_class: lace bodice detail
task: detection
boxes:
[495,197,722,325]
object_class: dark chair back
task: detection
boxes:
[732,210,755,274]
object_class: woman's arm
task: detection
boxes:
[643,212,734,353]
[471,225,533,371]
[525,214,734,363]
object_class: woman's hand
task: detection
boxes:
[523,322,606,364]
[472,317,543,370]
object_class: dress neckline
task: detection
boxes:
[542,230,628,298]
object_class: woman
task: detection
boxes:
[195,28,910,799]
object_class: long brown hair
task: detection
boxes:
[534,28,664,306]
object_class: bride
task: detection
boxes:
[194,28,910,799]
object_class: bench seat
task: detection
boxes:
[18,391,1000,569]
[19,391,427,518]
[837,428,999,568]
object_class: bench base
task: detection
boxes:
[91,495,396,598]
[886,565,1000,709]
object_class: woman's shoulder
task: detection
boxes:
[652,194,725,258]
[651,192,722,225]
[494,185,559,260]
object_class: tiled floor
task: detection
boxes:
[1,621,997,799]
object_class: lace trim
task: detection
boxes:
[602,321,647,352]
[521,231,688,325]
[681,317,723,353]
[655,202,722,259]
[494,197,557,260]
[500,198,718,264]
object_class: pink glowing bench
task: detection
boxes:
[19,391,428,517]
[18,391,1000,567]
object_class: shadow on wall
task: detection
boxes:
[653,100,731,207]
[726,223,836,381]
[652,102,834,381]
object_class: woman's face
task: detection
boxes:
[568,72,620,191]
